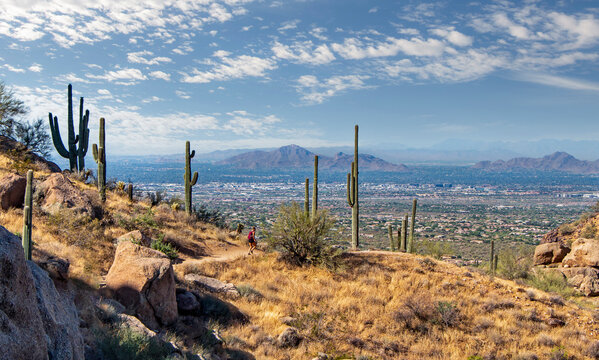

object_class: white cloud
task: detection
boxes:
[278,19,300,32]
[175,90,190,99]
[222,111,281,135]
[127,50,172,65]
[172,43,193,55]
[309,27,328,40]
[142,96,162,103]
[181,54,276,83]
[97,89,111,95]
[295,74,371,104]
[368,7,378,13]
[518,73,599,92]
[149,71,171,81]
[86,68,147,84]
[331,37,446,59]
[431,28,473,47]
[4,64,25,73]
[28,63,43,72]
[272,41,335,65]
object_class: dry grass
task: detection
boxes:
[183,253,599,360]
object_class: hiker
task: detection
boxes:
[247,226,257,255]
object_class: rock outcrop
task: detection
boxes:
[562,238,599,267]
[0,225,84,360]
[558,267,599,296]
[533,242,570,265]
[105,241,177,330]
[184,274,240,298]
[28,262,85,360]
[116,230,152,247]
[0,135,61,173]
[0,173,26,210]
[34,173,99,218]
[0,226,48,360]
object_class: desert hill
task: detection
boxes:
[0,140,598,359]
[473,151,599,174]
[218,144,409,172]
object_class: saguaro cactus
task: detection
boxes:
[408,199,418,253]
[184,141,198,215]
[489,240,495,275]
[22,170,33,260]
[401,215,408,252]
[127,183,133,202]
[346,125,359,249]
[92,118,106,202]
[304,178,310,218]
[312,155,318,220]
[48,84,90,172]
[388,224,396,251]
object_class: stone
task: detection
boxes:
[176,288,201,315]
[116,230,152,247]
[0,173,26,210]
[105,241,177,330]
[277,327,302,348]
[34,173,98,218]
[184,274,240,298]
[555,267,599,296]
[28,261,85,360]
[279,316,297,326]
[540,228,564,244]
[533,242,571,265]
[37,255,70,281]
[562,238,599,267]
[0,135,61,173]
[0,226,48,360]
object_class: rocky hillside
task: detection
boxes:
[218,144,409,172]
[1,143,599,359]
[473,151,599,174]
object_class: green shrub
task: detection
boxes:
[497,245,533,280]
[527,271,577,297]
[580,222,596,239]
[151,234,178,260]
[192,204,227,229]
[236,284,263,302]
[417,240,454,259]
[267,202,340,269]
[558,223,575,236]
[96,326,171,360]
[435,301,460,328]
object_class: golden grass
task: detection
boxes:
[185,253,599,360]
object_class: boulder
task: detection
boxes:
[37,256,70,281]
[540,228,564,245]
[176,288,201,315]
[0,135,61,173]
[0,173,26,210]
[105,241,177,330]
[184,274,240,298]
[277,327,302,348]
[558,267,599,296]
[117,230,152,247]
[28,261,85,360]
[33,173,98,218]
[562,238,599,267]
[533,242,571,265]
[0,226,48,360]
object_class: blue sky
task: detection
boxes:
[1,0,598,155]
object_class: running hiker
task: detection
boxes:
[247,226,257,255]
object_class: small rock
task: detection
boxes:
[176,289,201,314]
[279,316,297,326]
[185,273,240,298]
[547,318,566,327]
[277,327,302,348]
[0,173,26,210]
[37,256,70,281]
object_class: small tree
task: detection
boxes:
[14,118,51,157]
[268,202,340,268]
[0,81,27,136]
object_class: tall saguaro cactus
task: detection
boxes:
[92,118,106,202]
[22,170,33,260]
[312,155,318,220]
[401,215,408,252]
[388,224,396,251]
[490,240,495,275]
[408,199,418,253]
[184,141,198,215]
[48,84,90,172]
[304,178,310,218]
[346,125,359,249]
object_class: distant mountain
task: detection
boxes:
[218,144,408,172]
[473,152,599,174]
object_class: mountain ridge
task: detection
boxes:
[473,151,599,174]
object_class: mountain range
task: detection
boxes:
[473,152,599,174]
[217,144,409,172]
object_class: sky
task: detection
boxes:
[0,0,598,156]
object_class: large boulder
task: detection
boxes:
[558,267,599,296]
[0,135,61,173]
[533,242,571,265]
[0,173,26,210]
[33,173,98,218]
[105,241,177,330]
[28,262,85,360]
[0,226,48,360]
[562,238,599,267]
[540,228,564,245]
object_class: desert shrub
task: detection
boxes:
[117,209,159,231]
[192,204,227,229]
[497,246,533,280]
[435,301,460,328]
[580,222,596,239]
[527,271,577,297]
[267,202,340,269]
[467,356,484,360]
[516,353,538,360]
[150,234,178,260]
[586,341,599,359]
[95,325,171,360]
[548,346,570,360]
[537,334,557,347]
[147,190,167,207]
[236,284,263,302]
[481,299,515,312]
[558,223,575,236]
[417,240,454,259]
